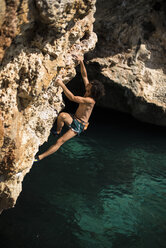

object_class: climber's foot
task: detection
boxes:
[51,128,61,137]
[33,155,40,163]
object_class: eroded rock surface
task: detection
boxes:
[0,0,97,212]
[87,0,166,125]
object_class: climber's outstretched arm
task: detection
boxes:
[75,56,89,87]
[56,78,93,104]
[80,59,89,87]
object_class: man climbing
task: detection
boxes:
[34,56,105,162]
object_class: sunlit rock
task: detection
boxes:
[87,0,166,125]
[0,0,97,212]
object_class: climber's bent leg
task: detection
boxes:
[56,112,73,134]
[39,129,77,160]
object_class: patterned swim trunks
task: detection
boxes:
[69,118,85,135]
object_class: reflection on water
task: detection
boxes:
[0,109,166,248]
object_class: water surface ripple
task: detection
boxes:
[0,109,166,248]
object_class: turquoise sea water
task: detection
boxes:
[0,108,166,248]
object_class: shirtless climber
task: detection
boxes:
[34,56,105,162]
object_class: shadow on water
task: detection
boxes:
[0,170,82,248]
[0,107,166,248]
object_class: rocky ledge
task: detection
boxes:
[86,0,166,125]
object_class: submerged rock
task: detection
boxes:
[0,0,97,212]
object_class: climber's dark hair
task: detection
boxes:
[90,80,105,101]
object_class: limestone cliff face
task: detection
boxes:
[87,0,166,125]
[0,0,97,212]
